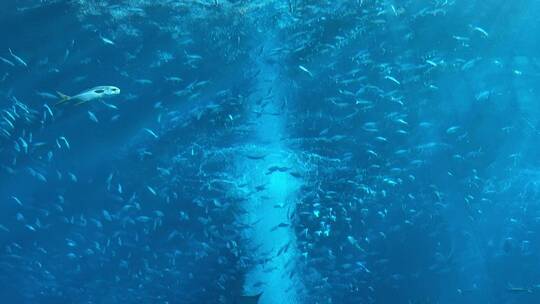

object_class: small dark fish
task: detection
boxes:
[289,171,302,178]
[254,184,266,192]
[245,154,267,160]
[270,222,290,232]
[236,292,263,304]
[276,242,291,256]
[265,166,290,175]
[506,287,533,294]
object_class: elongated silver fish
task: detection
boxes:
[56,86,120,106]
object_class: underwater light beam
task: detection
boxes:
[234,34,304,304]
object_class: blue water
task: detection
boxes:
[1,1,540,303]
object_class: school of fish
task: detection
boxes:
[1,1,540,303]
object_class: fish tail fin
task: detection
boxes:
[55,91,71,105]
